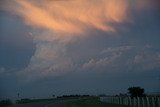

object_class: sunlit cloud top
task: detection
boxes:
[4,0,132,35]
[2,0,158,36]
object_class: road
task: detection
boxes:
[9,99,68,107]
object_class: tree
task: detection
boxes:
[128,86,145,97]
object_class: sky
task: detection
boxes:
[0,0,160,100]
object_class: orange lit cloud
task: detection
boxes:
[8,0,129,35]
[2,0,158,36]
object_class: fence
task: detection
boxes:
[100,96,160,107]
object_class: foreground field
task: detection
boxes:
[67,97,130,107]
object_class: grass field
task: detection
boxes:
[67,97,130,107]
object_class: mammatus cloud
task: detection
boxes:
[1,0,159,80]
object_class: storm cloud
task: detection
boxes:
[0,1,160,99]
[0,0,159,81]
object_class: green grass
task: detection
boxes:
[67,97,130,107]
[16,98,55,104]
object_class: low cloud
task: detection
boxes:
[82,46,160,72]
[17,42,75,81]
[133,53,160,71]
[83,53,122,69]
[0,67,5,74]
[101,46,132,54]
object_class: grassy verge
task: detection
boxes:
[67,97,130,107]
[16,98,54,104]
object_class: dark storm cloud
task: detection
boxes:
[0,12,35,69]
[0,0,160,99]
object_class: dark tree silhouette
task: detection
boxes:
[128,86,145,97]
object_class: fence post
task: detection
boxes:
[112,97,114,103]
[129,97,132,107]
[119,97,121,105]
[124,98,126,105]
[126,97,129,106]
[158,97,160,107]
[116,97,118,104]
[142,97,145,107]
[117,97,119,104]
[152,97,155,107]
[113,97,115,104]
[119,97,122,105]
[111,97,113,103]
[122,97,124,105]
[133,97,136,107]
[123,97,125,105]
[146,97,150,107]
[126,97,128,106]
[137,97,140,107]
